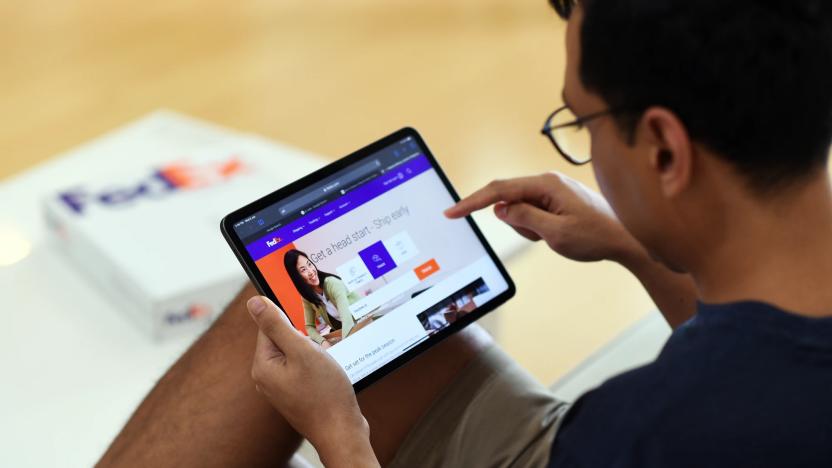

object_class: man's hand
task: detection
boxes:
[246,296,380,468]
[445,172,641,263]
[446,172,699,328]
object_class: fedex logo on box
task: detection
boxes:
[58,157,247,215]
[164,303,212,325]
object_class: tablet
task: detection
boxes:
[221,127,515,390]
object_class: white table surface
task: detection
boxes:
[0,114,531,467]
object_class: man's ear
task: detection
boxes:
[638,107,694,198]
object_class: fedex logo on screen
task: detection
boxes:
[58,157,247,215]
[266,237,282,248]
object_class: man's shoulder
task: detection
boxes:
[548,359,676,467]
[549,302,832,467]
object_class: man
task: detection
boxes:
[99,0,832,466]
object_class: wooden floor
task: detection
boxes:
[0,0,654,384]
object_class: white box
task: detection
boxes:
[42,112,324,340]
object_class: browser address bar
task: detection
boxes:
[278,159,381,215]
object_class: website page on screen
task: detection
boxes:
[233,136,509,383]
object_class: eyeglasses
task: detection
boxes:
[541,105,617,165]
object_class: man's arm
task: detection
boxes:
[445,172,699,328]
[246,295,379,468]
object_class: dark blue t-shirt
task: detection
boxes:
[548,301,832,468]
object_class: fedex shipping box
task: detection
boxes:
[43,112,323,340]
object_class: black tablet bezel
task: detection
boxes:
[220,127,516,392]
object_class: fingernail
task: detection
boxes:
[247,296,266,316]
[495,203,507,219]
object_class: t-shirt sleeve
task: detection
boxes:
[546,377,648,468]
[547,391,594,467]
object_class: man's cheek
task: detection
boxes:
[591,147,631,228]
[590,147,616,202]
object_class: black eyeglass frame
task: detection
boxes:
[541,105,627,165]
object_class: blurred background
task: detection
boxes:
[1,0,654,381]
[0,0,657,464]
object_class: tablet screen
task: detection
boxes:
[229,132,511,384]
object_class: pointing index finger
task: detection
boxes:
[444,182,502,219]
[444,176,552,219]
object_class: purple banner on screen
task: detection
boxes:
[246,155,432,261]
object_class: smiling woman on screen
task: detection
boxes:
[283,249,361,348]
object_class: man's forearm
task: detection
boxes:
[313,418,380,468]
[616,243,699,329]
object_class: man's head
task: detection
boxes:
[551,0,832,271]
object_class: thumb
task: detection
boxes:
[495,202,559,235]
[247,296,303,355]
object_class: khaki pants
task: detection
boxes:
[389,346,570,468]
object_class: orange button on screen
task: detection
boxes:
[414,258,440,280]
